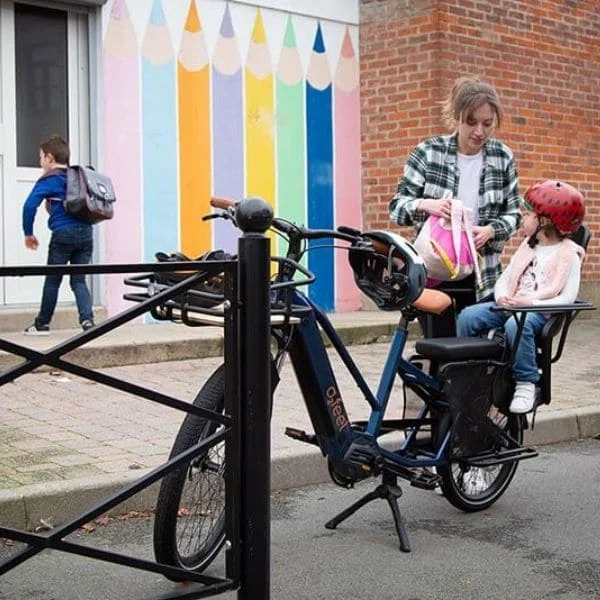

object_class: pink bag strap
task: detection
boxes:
[450,200,464,263]
[459,205,483,288]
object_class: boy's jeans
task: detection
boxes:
[457,301,547,383]
[35,224,94,327]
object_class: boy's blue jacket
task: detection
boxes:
[22,169,89,236]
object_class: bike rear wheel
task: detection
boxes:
[153,365,226,576]
[438,409,525,512]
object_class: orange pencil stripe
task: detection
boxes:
[178,0,211,256]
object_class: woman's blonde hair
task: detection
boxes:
[441,76,503,129]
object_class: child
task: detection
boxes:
[456,180,586,414]
[22,135,95,334]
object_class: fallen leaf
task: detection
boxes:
[80,523,96,533]
[34,518,54,532]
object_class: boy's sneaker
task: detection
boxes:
[81,319,95,331]
[509,381,536,414]
[23,323,50,336]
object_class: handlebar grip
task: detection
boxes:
[210,196,237,209]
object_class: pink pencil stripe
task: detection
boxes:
[103,0,142,318]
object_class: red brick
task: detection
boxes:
[360,0,600,281]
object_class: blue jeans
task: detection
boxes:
[35,225,94,326]
[456,301,547,383]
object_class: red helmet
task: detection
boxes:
[523,180,585,234]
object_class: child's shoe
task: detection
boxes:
[509,381,536,414]
[23,323,50,336]
[81,319,95,331]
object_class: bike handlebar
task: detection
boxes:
[210,196,362,245]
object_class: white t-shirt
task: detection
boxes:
[456,151,483,224]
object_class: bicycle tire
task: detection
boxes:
[153,365,226,576]
[438,410,525,512]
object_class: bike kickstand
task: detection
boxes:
[324,472,411,553]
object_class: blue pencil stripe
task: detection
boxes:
[306,24,334,311]
[306,81,334,311]
[142,58,178,260]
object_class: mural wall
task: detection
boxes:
[101,0,361,315]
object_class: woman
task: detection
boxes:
[390,76,521,336]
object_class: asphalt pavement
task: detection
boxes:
[0,439,598,600]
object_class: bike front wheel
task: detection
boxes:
[438,410,525,512]
[153,365,226,575]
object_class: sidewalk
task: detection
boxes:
[0,312,598,530]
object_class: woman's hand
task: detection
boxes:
[417,198,452,220]
[471,225,495,249]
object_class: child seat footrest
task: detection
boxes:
[460,445,538,468]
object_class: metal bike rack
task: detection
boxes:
[0,221,272,598]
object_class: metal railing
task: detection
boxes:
[0,222,272,598]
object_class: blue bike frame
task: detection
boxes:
[285,290,451,469]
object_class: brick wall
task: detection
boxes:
[360,0,600,281]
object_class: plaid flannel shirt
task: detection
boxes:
[390,134,521,301]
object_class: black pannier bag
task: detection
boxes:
[64,165,116,224]
[153,250,232,310]
[437,331,513,458]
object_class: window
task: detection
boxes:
[15,3,68,167]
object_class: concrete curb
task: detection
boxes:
[1,407,598,532]
[0,320,405,372]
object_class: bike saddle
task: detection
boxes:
[415,336,504,361]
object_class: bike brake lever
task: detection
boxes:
[202,210,235,223]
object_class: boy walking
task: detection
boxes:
[457,180,585,414]
[22,135,95,334]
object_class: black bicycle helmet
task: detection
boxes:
[348,231,427,311]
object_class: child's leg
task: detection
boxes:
[456,301,507,337]
[504,312,547,413]
[503,312,547,383]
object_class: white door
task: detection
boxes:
[0,1,90,306]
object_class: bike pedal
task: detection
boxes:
[410,470,441,490]
[284,427,318,446]
[344,439,382,470]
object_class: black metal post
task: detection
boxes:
[237,198,272,600]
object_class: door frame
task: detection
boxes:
[0,0,99,307]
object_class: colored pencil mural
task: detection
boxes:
[178,0,211,257]
[142,0,178,261]
[244,9,276,250]
[334,28,362,311]
[99,1,362,316]
[276,16,305,257]
[212,4,243,254]
[306,23,334,310]
[103,0,142,316]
